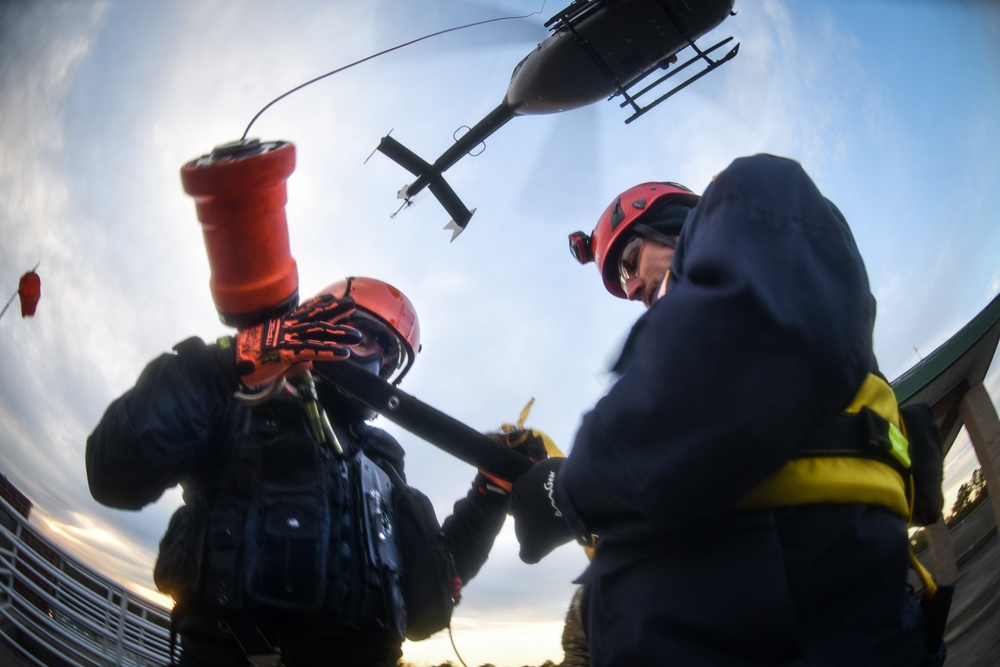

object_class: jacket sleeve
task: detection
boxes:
[85,337,238,510]
[442,483,509,584]
[556,155,877,542]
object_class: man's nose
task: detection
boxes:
[624,276,645,302]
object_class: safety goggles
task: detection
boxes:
[347,312,408,384]
[617,231,679,292]
[617,235,646,292]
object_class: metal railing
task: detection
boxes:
[0,493,172,666]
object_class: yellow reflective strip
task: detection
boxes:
[846,372,911,468]
[845,374,901,425]
[888,422,911,468]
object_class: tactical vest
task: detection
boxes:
[154,395,405,644]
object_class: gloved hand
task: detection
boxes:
[510,457,574,564]
[475,428,556,495]
[499,428,551,460]
[234,294,362,388]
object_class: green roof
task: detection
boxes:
[892,292,1000,403]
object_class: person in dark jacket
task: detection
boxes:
[87,276,509,667]
[559,585,590,667]
[510,155,934,666]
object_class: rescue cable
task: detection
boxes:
[241,2,549,140]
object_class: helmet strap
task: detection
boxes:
[633,223,678,248]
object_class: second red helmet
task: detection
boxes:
[569,182,699,298]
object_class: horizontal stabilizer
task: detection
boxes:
[376,135,432,180]
[429,179,475,241]
[376,133,476,239]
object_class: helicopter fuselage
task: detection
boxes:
[505,0,735,115]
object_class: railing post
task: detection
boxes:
[116,591,129,665]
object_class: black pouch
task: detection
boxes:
[153,496,208,602]
[900,403,945,527]
[393,483,459,640]
[246,493,330,611]
[922,582,954,664]
[244,428,334,613]
[349,452,405,642]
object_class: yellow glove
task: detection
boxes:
[479,398,564,492]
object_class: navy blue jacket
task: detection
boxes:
[556,155,929,665]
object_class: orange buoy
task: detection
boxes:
[181,139,299,328]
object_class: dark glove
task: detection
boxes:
[510,457,573,564]
[499,428,550,461]
[476,428,556,494]
[233,294,362,388]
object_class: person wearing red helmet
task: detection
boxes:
[86,277,510,666]
[510,156,942,666]
[569,181,698,307]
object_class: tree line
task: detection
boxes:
[910,466,989,552]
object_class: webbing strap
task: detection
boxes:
[220,617,284,667]
[796,407,909,478]
[908,551,938,599]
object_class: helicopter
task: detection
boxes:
[376,0,739,240]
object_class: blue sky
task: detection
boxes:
[1,1,998,665]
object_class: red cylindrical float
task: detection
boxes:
[18,271,41,317]
[181,139,299,328]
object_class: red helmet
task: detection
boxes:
[568,182,699,298]
[317,277,420,384]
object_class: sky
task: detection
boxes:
[0,0,998,665]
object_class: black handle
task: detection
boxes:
[318,363,534,481]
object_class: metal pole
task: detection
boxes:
[0,291,16,322]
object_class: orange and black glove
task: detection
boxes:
[231,294,362,388]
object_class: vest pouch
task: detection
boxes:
[244,428,334,613]
[394,484,459,640]
[153,495,208,603]
[246,492,330,612]
[900,403,945,527]
[346,452,405,643]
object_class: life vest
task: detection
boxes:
[735,372,951,614]
[736,373,912,520]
